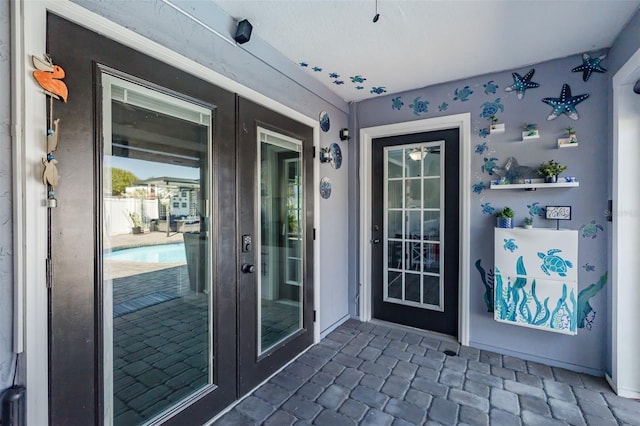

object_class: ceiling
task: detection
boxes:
[212,0,640,102]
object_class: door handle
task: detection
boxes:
[241,263,256,274]
[371,238,380,244]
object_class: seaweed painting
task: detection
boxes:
[495,256,576,333]
[577,272,607,330]
[475,259,494,312]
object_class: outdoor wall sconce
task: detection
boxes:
[339,128,350,141]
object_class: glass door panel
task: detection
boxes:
[257,128,304,354]
[102,74,213,425]
[383,142,444,311]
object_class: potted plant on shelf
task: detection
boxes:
[496,206,515,228]
[565,126,578,144]
[522,123,539,139]
[488,115,505,134]
[524,216,533,229]
[535,159,567,183]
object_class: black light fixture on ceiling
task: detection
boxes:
[234,19,253,44]
[373,0,380,23]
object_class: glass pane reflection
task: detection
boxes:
[383,142,444,311]
[102,74,212,425]
[258,129,304,354]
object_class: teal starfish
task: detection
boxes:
[542,84,589,121]
[572,53,607,81]
[505,68,539,99]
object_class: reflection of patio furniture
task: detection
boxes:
[157,219,175,233]
[183,232,205,293]
[176,219,200,233]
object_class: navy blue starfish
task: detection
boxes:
[541,84,589,121]
[505,68,540,99]
[572,53,607,81]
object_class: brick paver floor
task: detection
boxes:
[214,319,640,425]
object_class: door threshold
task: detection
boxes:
[368,318,458,344]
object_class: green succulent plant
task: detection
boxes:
[496,207,515,219]
[536,160,567,178]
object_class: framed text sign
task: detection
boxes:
[546,206,572,220]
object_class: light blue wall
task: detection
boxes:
[356,54,611,374]
[0,0,15,395]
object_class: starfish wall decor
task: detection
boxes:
[572,53,607,82]
[541,84,589,121]
[504,68,540,99]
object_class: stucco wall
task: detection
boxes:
[0,0,14,395]
[356,54,611,374]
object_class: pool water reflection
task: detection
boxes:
[105,243,186,263]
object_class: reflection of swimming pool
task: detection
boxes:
[105,243,186,263]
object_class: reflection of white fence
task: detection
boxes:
[104,198,159,236]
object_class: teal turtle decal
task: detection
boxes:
[472,181,487,194]
[392,96,404,111]
[580,220,604,239]
[453,86,473,101]
[475,141,488,155]
[538,249,573,277]
[350,75,366,83]
[409,97,429,116]
[481,157,499,175]
[481,203,495,215]
[527,202,545,217]
[483,80,499,94]
[479,98,504,119]
[438,102,449,112]
[503,238,518,253]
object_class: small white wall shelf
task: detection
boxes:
[558,138,579,148]
[491,180,579,190]
[490,123,505,134]
[521,131,540,141]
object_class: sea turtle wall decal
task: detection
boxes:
[538,249,574,277]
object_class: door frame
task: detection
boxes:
[359,113,471,346]
[12,1,320,424]
[609,45,640,398]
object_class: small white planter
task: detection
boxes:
[558,138,578,148]
[490,123,505,134]
[522,130,539,140]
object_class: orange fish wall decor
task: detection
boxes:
[32,54,68,102]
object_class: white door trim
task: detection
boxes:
[359,113,471,346]
[13,1,320,424]
[610,45,640,399]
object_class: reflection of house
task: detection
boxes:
[133,177,200,218]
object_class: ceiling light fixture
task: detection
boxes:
[408,149,426,161]
[373,0,380,23]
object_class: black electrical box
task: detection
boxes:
[1,385,25,426]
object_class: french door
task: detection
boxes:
[237,99,315,394]
[371,129,459,336]
[47,14,313,425]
